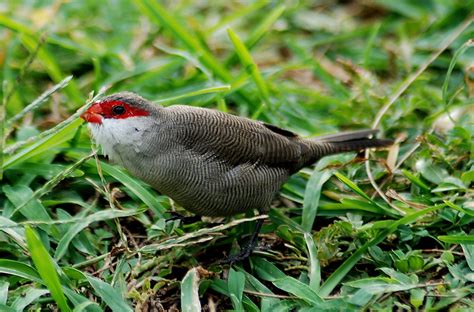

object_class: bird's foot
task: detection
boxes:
[220,240,258,265]
[218,219,264,265]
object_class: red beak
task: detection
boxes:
[81,103,103,124]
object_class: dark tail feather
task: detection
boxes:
[313,129,393,155]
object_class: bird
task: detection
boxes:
[81,91,393,218]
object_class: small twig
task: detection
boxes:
[413,282,447,288]
[72,253,111,268]
[284,265,308,271]
[422,248,464,256]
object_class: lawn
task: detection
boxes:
[1,1,473,311]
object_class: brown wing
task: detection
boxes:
[162,105,308,167]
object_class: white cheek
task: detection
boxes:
[88,118,146,160]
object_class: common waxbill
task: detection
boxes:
[81,92,392,217]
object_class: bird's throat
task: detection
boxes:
[88,117,149,164]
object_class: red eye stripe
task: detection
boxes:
[90,100,150,120]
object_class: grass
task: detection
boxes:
[1,1,473,310]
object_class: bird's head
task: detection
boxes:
[81,92,158,161]
[81,92,153,125]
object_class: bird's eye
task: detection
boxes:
[112,105,125,115]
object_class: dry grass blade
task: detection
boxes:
[140,215,268,252]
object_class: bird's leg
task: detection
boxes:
[222,218,264,264]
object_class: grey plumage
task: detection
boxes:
[86,92,392,216]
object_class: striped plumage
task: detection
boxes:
[84,92,392,216]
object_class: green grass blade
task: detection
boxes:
[0,217,26,249]
[93,160,167,217]
[8,153,93,220]
[4,90,103,159]
[305,233,321,293]
[438,235,474,244]
[67,150,167,218]
[154,84,231,104]
[273,276,324,305]
[339,198,388,215]
[228,268,245,311]
[207,2,267,33]
[181,267,201,312]
[3,185,53,234]
[443,200,474,217]
[461,244,474,271]
[334,172,398,215]
[225,4,286,66]
[442,39,474,105]
[252,257,324,304]
[25,226,71,312]
[334,172,373,201]
[228,28,271,115]
[0,259,41,283]
[363,22,381,68]
[237,268,279,309]
[0,281,7,305]
[85,275,133,312]
[302,155,345,232]
[402,169,431,191]
[3,118,82,169]
[239,4,285,51]
[251,257,287,282]
[134,0,232,81]
[11,288,49,312]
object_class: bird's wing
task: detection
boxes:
[161,106,309,167]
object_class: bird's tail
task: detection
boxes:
[312,129,393,156]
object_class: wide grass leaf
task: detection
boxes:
[0,259,41,283]
[181,268,201,312]
[228,28,270,111]
[0,281,8,304]
[273,277,324,305]
[0,216,26,249]
[461,244,474,271]
[25,226,71,312]
[228,268,246,311]
[302,155,350,232]
[438,235,474,244]
[11,288,49,312]
[85,275,133,312]
[305,233,321,292]
[3,185,51,222]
